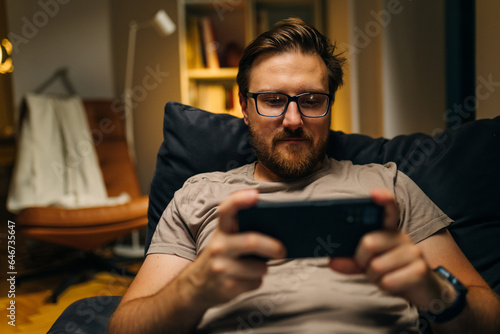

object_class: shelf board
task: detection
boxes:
[188,67,238,80]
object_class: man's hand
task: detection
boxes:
[109,189,285,334]
[184,189,286,307]
[328,189,444,309]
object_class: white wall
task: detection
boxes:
[346,0,498,138]
[342,0,446,138]
[6,0,115,107]
[348,0,384,138]
[382,0,446,138]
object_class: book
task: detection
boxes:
[197,84,226,113]
[186,16,204,69]
[198,16,220,69]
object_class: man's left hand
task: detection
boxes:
[328,188,445,308]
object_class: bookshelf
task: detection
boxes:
[178,0,324,118]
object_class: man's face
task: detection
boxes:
[241,51,332,181]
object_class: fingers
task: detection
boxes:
[210,255,269,279]
[352,230,432,298]
[210,230,286,260]
[370,188,399,230]
[216,189,286,259]
[330,188,400,275]
[191,246,269,305]
[328,257,363,274]
[329,231,414,276]
[197,228,285,304]
[355,231,405,270]
[362,235,423,284]
[228,232,286,259]
[376,258,429,296]
[218,189,259,234]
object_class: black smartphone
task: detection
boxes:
[237,197,384,258]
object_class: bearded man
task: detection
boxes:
[109,18,500,334]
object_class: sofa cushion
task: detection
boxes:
[146,102,254,251]
[147,101,500,294]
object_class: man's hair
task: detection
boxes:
[237,18,346,98]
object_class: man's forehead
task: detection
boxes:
[248,51,328,92]
[251,50,321,68]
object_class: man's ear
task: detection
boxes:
[239,92,250,125]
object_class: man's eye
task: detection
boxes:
[301,100,321,107]
[262,95,286,105]
[300,95,327,108]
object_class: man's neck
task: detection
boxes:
[253,162,282,182]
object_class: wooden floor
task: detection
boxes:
[0,236,143,334]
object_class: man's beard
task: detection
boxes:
[248,125,328,180]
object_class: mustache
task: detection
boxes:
[273,128,312,142]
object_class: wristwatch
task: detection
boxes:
[430,266,468,324]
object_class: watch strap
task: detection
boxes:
[430,266,468,324]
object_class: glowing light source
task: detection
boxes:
[0,38,13,74]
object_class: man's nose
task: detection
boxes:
[282,101,303,130]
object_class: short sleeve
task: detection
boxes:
[395,171,453,243]
[147,185,198,261]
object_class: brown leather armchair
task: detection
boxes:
[15,100,148,300]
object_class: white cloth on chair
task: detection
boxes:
[7,93,130,214]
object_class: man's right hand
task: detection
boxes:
[181,188,287,307]
[109,189,286,334]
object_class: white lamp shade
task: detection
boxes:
[153,9,176,37]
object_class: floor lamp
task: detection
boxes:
[114,9,176,258]
[124,9,176,162]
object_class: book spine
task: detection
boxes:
[199,17,220,69]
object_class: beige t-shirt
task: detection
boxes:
[149,158,452,333]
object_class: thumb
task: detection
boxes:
[218,189,259,234]
[370,188,399,230]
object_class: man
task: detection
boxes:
[109,19,500,333]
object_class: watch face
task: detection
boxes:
[435,266,467,291]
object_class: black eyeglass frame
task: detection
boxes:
[245,92,334,118]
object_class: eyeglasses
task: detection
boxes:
[246,92,333,118]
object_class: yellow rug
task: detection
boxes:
[0,272,132,334]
